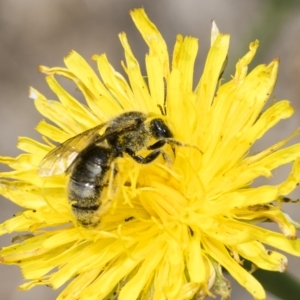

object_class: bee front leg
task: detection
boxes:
[125,148,171,164]
[148,139,175,157]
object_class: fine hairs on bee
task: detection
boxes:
[38,109,192,226]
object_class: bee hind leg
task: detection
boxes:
[107,161,119,199]
[94,162,120,221]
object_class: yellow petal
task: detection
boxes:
[203,237,266,300]
[130,8,169,77]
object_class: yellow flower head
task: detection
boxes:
[1,8,300,300]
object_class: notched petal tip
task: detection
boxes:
[91,53,103,61]
[250,39,260,48]
[129,7,145,15]
[64,50,78,60]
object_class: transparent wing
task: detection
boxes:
[38,123,108,177]
[38,117,140,177]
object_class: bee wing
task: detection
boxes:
[38,117,140,177]
[38,123,107,177]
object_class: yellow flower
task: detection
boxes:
[1,8,300,300]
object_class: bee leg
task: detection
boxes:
[125,148,172,164]
[147,139,175,156]
[150,138,202,155]
[147,140,166,149]
[107,161,119,200]
[93,162,119,222]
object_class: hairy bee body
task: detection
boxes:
[39,111,176,226]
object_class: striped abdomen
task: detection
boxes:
[68,144,113,226]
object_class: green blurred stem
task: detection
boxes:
[254,270,300,300]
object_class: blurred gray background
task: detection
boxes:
[1,0,300,299]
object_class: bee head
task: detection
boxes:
[149,118,173,139]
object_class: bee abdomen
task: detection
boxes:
[71,205,100,226]
[68,179,102,206]
[68,145,113,225]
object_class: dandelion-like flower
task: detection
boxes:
[1,8,300,300]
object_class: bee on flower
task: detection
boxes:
[1,7,300,300]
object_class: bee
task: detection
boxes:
[38,111,180,226]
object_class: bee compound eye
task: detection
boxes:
[150,119,173,139]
